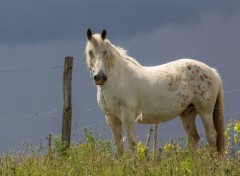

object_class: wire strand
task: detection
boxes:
[224,88,240,94]
[0,66,64,73]
[0,108,59,120]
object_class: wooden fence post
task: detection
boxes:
[145,126,153,155]
[48,133,52,157]
[145,126,153,147]
[153,124,158,151]
[61,56,73,148]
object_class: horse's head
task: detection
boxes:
[85,28,111,86]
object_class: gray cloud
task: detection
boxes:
[0,0,240,45]
[0,0,240,152]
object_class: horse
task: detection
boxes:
[85,28,225,157]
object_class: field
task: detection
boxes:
[0,121,239,176]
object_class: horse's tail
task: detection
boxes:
[213,77,225,154]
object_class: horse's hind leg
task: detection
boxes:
[180,106,199,148]
[198,111,217,148]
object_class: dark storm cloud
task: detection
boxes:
[0,0,240,45]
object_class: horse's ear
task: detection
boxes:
[87,28,93,40]
[101,29,107,40]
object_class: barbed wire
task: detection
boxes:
[71,120,107,133]
[71,110,240,133]
[0,86,240,121]
[0,102,239,135]
[0,108,59,120]
[224,88,240,94]
[0,66,65,73]
[0,65,239,132]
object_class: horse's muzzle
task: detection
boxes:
[93,70,107,85]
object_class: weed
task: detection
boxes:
[0,120,240,175]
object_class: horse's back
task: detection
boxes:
[146,59,217,73]
[148,58,221,85]
[143,58,221,89]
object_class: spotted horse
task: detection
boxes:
[85,28,225,157]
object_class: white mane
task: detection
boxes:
[105,40,141,66]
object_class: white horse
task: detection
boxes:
[85,29,225,157]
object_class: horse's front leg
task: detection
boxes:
[121,111,137,152]
[105,114,124,157]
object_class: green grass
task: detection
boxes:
[0,121,240,176]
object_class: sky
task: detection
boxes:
[0,0,240,153]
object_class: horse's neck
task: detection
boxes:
[106,44,144,89]
[109,58,142,92]
[113,55,139,75]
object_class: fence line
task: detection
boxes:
[0,83,239,134]
[0,105,239,135]
[0,104,240,121]
[0,66,65,73]
[0,81,238,120]
[0,106,239,121]
[71,120,107,133]
[71,111,240,133]
[0,65,240,93]
[0,108,59,120]
[224,88,240,94]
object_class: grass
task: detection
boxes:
[0,121,240,176]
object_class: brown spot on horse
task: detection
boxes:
[198,85,201,90]
[187,65,192,70]
[203,74,208,79]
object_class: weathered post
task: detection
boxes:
[153,124,158,151]
[145,126,153,147]
[145,126,153,155]
[61,56,73,149]
[48,133,52,157]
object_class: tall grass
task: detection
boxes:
[0,121,239,176]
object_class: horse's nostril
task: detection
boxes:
[103,75,107,81]
[94,75,98,81]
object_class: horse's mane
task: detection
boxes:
[105,40,141,66]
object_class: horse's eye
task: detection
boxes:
[89,50,94,57]
[103,50,107,55]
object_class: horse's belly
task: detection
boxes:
[136,110,181,124]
